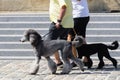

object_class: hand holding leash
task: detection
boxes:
[55,22,61,29]
[55,19,62,29]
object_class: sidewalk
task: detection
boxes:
[0,58,119,80]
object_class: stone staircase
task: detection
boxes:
[0,12,120,59]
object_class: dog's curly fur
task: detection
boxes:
[20,29,84,74]
[77,41,119,69]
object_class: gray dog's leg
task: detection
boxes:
[70,55,84,71]
[67,44,84,72]
[61,58,72,74]
[61,45,73,74]
[45,57,57,74]
[30,57,40,75]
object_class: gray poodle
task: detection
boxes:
[20,29,84,75]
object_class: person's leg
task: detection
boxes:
[67,34,78,57]
[54,51,63,66]
[79,17,89,62]
[54,27,70,66]
[53,26,72,66]
[54,27,77,66]
[55,28,74,66]
[74,17,90,62]
[67,29,79,67]
[47,22,63,65]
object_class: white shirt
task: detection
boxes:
[72,0,89,18]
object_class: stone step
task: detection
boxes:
[90,16,120,21]
[0,43,31,49]
[0,21,120,28]
[0,50,34,56]
[0,15,120,22]
[0,50,119,57]
[0,16,50,22]
[0,29,47,35]
[0,13,120,22]
[0,41,120,50]
[0,22,49,28]
[0,12,49,16]
[0,28,119,35]
[0,35,119,42]
[0,13,119,57]
[86,36,120,42]
[86,28,120,35]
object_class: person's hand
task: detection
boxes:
[55,19,62,29]
[55,22,61,29]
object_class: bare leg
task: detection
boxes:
[83,56,88,62]
[72,46,78,57]
[54,51,63,65]
[68,34,79,67]
[54,34,72,66]
[67,34,78,58]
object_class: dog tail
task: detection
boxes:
[72,36,84,47]
[107,41,119,50]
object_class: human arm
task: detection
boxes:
[56,5,66,29]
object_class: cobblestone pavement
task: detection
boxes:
[0,58,119,80]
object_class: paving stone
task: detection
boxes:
[116,76,120,80]
[0,59,119,80]
[73,75,87,80]
[44,75,57,80]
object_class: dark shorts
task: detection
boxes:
[71,16,90,38]
[46,22,72,40]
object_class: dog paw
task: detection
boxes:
[115,66,117,69]
[81,68,84,72]
[29,72,37,75]
[60,70,70,74]
[52,72,56,74]
[29,64,39,75]
[96,66,103,69]
[60,72,69,74]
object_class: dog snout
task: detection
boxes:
[20,37,27,42]
[74,36,84,42]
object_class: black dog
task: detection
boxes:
[20,29,84,74]
[77,41,119,69]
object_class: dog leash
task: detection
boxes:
[73,28,78,37]
[42,27,67,39]
[42,28,78,39]
[42,31,52,39]
[73,28,77,35]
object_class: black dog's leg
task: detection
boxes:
[30,57,40,75]
[86,57,93,69]
[45,57,57,74]
[104,53,117,68]
[97,54,104,69]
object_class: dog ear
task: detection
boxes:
[32,31,42,40]
[20,30,30,42]
[24,29,32,40]
[37,33,42,40]
[26,29,42,41]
